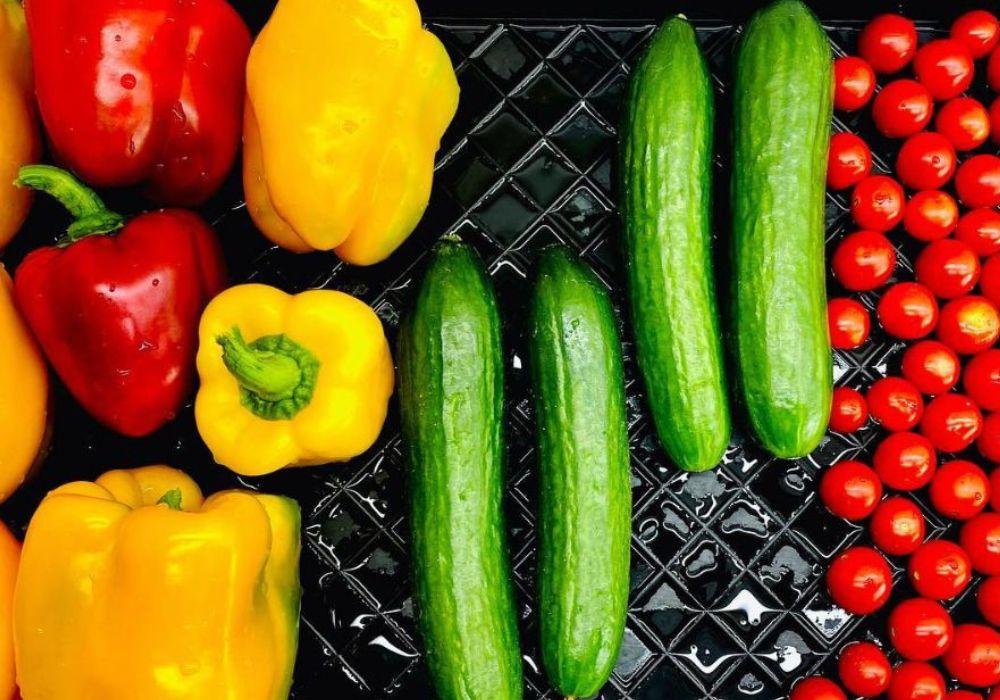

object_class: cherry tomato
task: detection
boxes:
[834,57,876,112]
[829,298,871,349]
[827,546,893,614]
[992,96,1000,144]
[873,80,935,138]
[888,597,954,661]
[838,642,892,698]
[860,14,918,74]
[790,677,848,700]
[879,283,939,339]
[978,576,1000,626]
[871,496,926,556]
[896,132,958,190]
[887,661,946,700]
[965,350,1000,412]
[957,155,1000,208]
[936,97,991,151]
[930,460,991,520]
[921,393,984,452]
[902,340,961,395]
[961,512,1000,575]
[833,230,897,291]
[942,624,1000,688]
[979,413,1000,463]
[909,539,973,599]
[852,176,906,231]
[915,238,981,298]
[904,190,960,242]
[992,466,1000,511]
[873,431,937,490]
[952,10,1000,58]
[830,386,869,434]
[956,208,1000,257]
[983,255,1000,308]
[990,47,1000,92]
[946,692,985,700]
[820,460,883,521]
[867,377,924,431]
[938,296,1000,355]
[828,133,873,190]
[914,39,975,101]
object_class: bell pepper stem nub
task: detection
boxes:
[15,165,124,242]
[157,489,183,511]
[217,327,303,403]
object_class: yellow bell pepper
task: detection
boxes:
[0,0,39,248]
[243,0,459,266]
[14,466,301,700]
[195,284,394,476]
[0,522,18,700]
[0,266,47,503]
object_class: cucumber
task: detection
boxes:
[529,247,630,700]
[732,0,833,458]
[619,16,731,472]
[397,237,523,700]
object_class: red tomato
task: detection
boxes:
[965,350,1000,412]
[929,460,991,520]
[956,155,1000,208]
[829,298,871,349]
[952,10,1000,58]
[961,512,1000,575]
[980,413,1000,463]
[830,386,869,434]
[827,546,893,614]
[921,393,984,452]
[978,576,1000,626]
[873,431,937,490]
[990,47,1000,91]
[902,340,961,395]
[834,57,876,112]
[896,132,958,190]
[828,133,873,190]
[938,296,1000,355]
[838,642,892,698]
[878,283,940,340]
[860,14,918,74]
[915,238,981,298]
[947,692,985,700]
[867,377,925,431]
[790,677,848,700]
[832,230,897,291]
[852,176,906,231]
[942,624,1000,688]
[888,597,954,661]
[904,190,960,242]
[873,80,935,138]
[983,255,1000,308]
[936,97,991,151]
[956,208,1000,257]
[820,460,883,521]
[908,539,973,599]
[871,496,926,555]
[887,661,946,700]
[992,96,1000,144]
[993,467,1000,511]
[914,39,975,101]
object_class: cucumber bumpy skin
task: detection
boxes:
[620,15,731,472]
[397,238,523,700]
[529,247,630,699]
[732,0,833,459]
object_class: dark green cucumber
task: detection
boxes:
[397,238,522,700]
[732,0,833,458]
[529,247,630,700]
[619,16,731,472]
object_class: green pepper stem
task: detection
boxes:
[157,489,183,511]
[15,165,124,242]
[217,327,304,403]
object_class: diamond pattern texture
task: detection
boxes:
[0,12,991,700]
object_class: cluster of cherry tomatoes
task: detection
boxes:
[795,10,1000,700]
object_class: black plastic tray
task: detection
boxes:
[0,2,992,699]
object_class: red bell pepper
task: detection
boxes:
[24,0,250,206]
[14,165,226,437]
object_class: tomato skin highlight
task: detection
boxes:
[951,10,1000,59]
[961,512,1000,576]
[942,624,1000,688]
[913,39,975,101]
[878,283,940,340]
[867,377,924,431]
[888,597,954,661]
[828,133,873,190]
[838,642,891,698]
[956,208,1000,257]
[908,539,973,600]
[936,97,991,151]
[852,176,906,231]
[896,132,957,190]
[915,238,981,299]
[820,460,883,521]
[873,80,934,138]
[828,298,870,349]
[833,230,896,292]
[873,431,937,490]
[860,14,918,74]
[904,190,960,242]
[937,296,1000,355]
[956,155,1000,209]
[870,496,926,556]
[929,460,991,520]
[887,661,946,700]
[834,57,876,112]
[921,393,984,453]
[964,350,1000,412]
[827,546,893,614]
[902,340,961,395]
[830,387,869,434]
[790,677,848,700]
